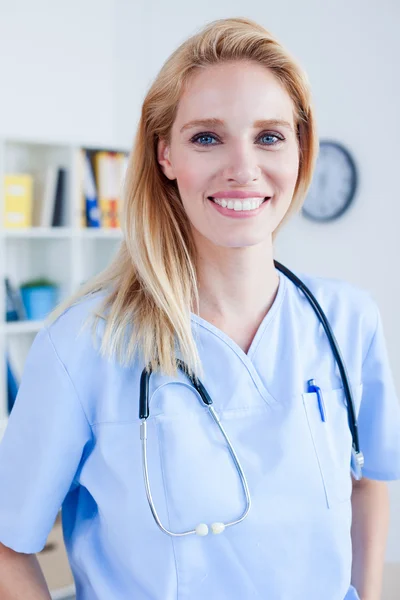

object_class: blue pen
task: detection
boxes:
[307,379,326,422]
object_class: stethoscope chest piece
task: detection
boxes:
[195,522,226,536]
[351,447,365,481]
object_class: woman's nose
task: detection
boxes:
[222,147,262,184]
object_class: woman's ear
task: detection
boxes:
[157,138,176,180]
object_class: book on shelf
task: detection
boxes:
[34,166,67,227]
[34,167,57,227]
[83,152,101,227]
[80,149,128,229]
[95,151,120,228]
[52,168,67,227]
[5,278,27,321]
[3,174,33,228]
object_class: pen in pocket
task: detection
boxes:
[307,379,326,422]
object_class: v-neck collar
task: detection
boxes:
[189,270,287,408]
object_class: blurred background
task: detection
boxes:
[0,1,399,598]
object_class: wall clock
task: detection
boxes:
[301,141,358,222]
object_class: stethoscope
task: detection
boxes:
[139,261,364,537]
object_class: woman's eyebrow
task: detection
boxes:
[180,118,294,133]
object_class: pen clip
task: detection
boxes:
[307,379,326,422]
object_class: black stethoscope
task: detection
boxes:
[139,261,364,537]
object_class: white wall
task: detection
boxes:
[0,0,116,146]
[2,0,400,563]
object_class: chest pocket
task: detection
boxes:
[149,380,260,534]
[153,408,253,534]
[302,383,363,508]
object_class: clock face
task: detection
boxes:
[301,141,358,222]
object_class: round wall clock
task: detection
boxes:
[301,141,358,222]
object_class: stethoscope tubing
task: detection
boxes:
[140,403,251,536]
[139,262,364,536]
[273,260,362,461]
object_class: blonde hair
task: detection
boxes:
[48,17,319,379]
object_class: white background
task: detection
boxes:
[1,0,399,561]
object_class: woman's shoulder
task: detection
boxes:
[296,270,374,302]
[43,289,110,364]
[287,270,379,337]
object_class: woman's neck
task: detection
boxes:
[194,235,279,330]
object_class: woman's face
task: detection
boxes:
[157,60,300,249]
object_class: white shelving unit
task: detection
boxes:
[0,137,128,599]
[0,137,127,433]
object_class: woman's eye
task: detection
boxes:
[257,133,283,145]
[190,133,219,146]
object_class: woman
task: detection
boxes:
[0,17,399,600]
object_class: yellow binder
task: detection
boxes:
[3,174,33,228]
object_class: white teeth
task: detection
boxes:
[211,197,265,211]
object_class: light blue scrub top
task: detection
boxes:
[1,270,400,600]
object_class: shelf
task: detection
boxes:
[2,228,74,239]
[0,137,128,422]
[2,320,43,335]
[1,227,123,240]
[78,228,123,239]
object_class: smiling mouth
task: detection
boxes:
[207,197,270,211]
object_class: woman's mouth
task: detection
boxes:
[207,196,270,216]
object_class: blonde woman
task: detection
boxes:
[0,17,399,600]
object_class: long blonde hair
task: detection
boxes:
[47,17,319,379]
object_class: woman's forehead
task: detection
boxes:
[174,62,296,131]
